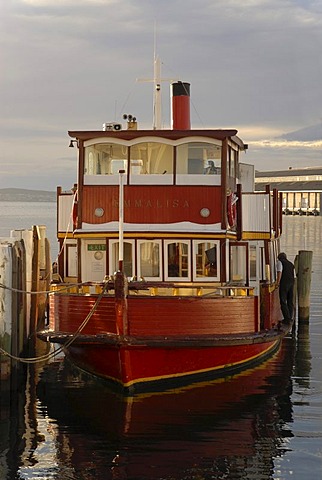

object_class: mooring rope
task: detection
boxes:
[55,188,78,264]
[0,281,92,296]
[0,281,109,364]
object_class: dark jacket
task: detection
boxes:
[280,258,295,286]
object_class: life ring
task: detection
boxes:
[227,192,237,228]
[72,193,78,229]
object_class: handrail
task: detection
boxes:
[50,280,255,297]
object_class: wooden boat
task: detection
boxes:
[38,75,290,393]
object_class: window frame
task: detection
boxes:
[164,239,191,281]
[192,240,220,281]
[137,239,162,281]
[108,239,135,279]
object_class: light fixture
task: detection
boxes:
[94,207,104,217]
[200,207,210,218]
[69,140,79,148]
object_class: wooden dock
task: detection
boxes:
[0,226,51,383]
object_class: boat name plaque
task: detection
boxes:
[112,198,190,208]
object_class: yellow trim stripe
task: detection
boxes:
[242,232,271,240]
[59,232,236,240]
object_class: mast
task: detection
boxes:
[137,30,175,129]
[153,54,162,130]
[118,169,125,271]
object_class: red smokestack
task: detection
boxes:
[171,81,190,130]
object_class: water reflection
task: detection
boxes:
[5,336,295,480]
[2,217,321,479]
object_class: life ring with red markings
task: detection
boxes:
[227,192,237,228]
[72,193,78,229]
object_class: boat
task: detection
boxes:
[38,72,291,394]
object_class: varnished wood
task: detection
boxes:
[69,129,240,142]
[50,294,258,337]
[81,185,222,226]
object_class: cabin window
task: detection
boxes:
[165,240,190,280]
[109,240,135,278]
[130,142,173,175]
[193,240,220,281]
[249,245,257,281]
[84,143,128,176]
[230,244,247,284]
[269,241,278,283]
[228,147,237,179]
[176,142,221,175]
[137,240,161,280]
[66,244,77,278]
[259,246,266,282]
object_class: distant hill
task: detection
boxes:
[278,123,322,142]
[0,188,55,202]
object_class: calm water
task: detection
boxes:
[0,201,58,259]
[0,204,321,480]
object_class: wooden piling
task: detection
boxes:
[29,226,40,352]
[297,250,313,324]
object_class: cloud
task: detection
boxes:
[1,0,322,188]
[251,139,322,150]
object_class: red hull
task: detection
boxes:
[65,338,281,392]
[38,339,294,478]
[42,290,286,393]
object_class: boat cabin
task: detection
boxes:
[56,82,282,312]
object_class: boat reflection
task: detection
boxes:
[32,336,296,479]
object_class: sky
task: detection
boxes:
[1,0,322,191]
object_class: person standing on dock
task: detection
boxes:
[276,252,295,323]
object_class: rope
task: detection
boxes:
[54,189,77,264]
[0,281,109,364]
[0,281,92,296]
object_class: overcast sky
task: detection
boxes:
[1,0,322,190]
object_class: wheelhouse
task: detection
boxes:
[56,127,282,303]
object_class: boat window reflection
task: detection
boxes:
[269,241,278,283]
[193,240,220,281]
[130,142,173,175]
[165,241,190,280]
[176,142,221,175]
[230,244,247,284]
[228,147,237,179]
[249,244,257,281]
[109,240,134,278]
[84,144,128,175]
[137,240,161,280]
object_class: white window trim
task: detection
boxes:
[164,239,191,282]
[137,239,162,281]
[192,240,220,281]
[108,239,135,279]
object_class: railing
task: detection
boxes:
[50,281,255,298]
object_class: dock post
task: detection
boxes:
[29,226,40,352]
[297,250,313,324]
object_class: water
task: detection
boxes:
[0,201,58,259]
[1,204,321,480]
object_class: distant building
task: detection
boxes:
[255,166,322,215]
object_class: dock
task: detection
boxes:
[255,166,322,215]
[0,226,51,383]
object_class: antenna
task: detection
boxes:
[153,23,161,129]
[137,25,176,129]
